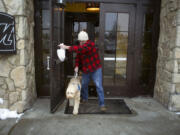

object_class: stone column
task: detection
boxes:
[0,0,36,113]
[154,0,180,111]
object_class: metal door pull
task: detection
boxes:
[47,56,50,70]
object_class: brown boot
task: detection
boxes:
[100,106,107,111]
[80,99,88,104]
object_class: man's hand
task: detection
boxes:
[74,66,78,73]
[58,43,70,50]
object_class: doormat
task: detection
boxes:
[64,99,132,114]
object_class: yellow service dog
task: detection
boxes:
[66,76,81,115]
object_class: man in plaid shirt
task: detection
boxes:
[59,31,106,111]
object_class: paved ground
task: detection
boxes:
[0,97,180,135]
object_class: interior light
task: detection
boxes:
[56,0,65,7]
[86,2,99,12]
[86,7,100,11]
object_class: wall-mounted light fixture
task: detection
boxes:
[56,0,65,7]
[86,3,99,12]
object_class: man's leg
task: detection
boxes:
[91,68,105,107]
[81,73,90,101]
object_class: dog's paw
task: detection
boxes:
[73,110,78,115]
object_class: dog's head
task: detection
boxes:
[66,77,81,99]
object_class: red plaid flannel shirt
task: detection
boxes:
[69,40,101,73]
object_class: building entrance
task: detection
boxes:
[34,0,160,112]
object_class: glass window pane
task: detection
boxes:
[53,28,60,41]
[105,13,117,31]
[104,32,116,53]
[117,13,129,31]
[41,1,49,9]
[116,32,128,51]
[42,30,50,40]
[103,59,115,86]
[74,22,79,33]
[42,10,50,29]
[115,51,127,79]
[104,60,115,76]
[115,67,126,81]
[79,22,87,31]
[42,40,50,50]
[115,31,128,80]
[103,13,129,86]
[104,44,116,84]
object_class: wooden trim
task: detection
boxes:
[66,0,138,4]
[66,0,159,4]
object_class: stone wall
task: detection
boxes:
[154,0,180,111]
[0,0,36,113]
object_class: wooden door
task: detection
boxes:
[49,0,65,113]
[99,3,136,97]
[99,1,160,97]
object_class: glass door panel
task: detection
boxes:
[103,12,129,86]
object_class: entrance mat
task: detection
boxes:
[64,99,132,114]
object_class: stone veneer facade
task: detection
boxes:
[0,0,36,113]
[0,0,180,113]
[154,0,180,111]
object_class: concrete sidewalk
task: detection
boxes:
[0,97,180,135]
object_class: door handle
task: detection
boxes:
[47,56,50,70]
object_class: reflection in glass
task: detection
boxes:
[104,60,115,76]
[117,13,129,31]
[105,13,117,31]
[103,12,129,86]
[42,30,50,40]
[104,32,116,53]
[42,10,50,29]
[42,40,50,50]
[80,22,87,31]
[74,22,79,32]
[53,28,60,41]
[42,1,49,9]
[116,32,128,50]
[115,32,128,77]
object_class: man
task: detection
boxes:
[59,31,106,111]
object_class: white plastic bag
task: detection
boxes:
[57,43,66,62]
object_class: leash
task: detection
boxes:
[74,71,78,78]
[73,71,81,91]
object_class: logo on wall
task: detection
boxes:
[0,12,16,54]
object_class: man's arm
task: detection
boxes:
[59,42,94,53]
[74,53,80,72]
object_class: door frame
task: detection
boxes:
[33,0,160,112]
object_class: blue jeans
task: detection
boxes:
[81,68,105,107]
